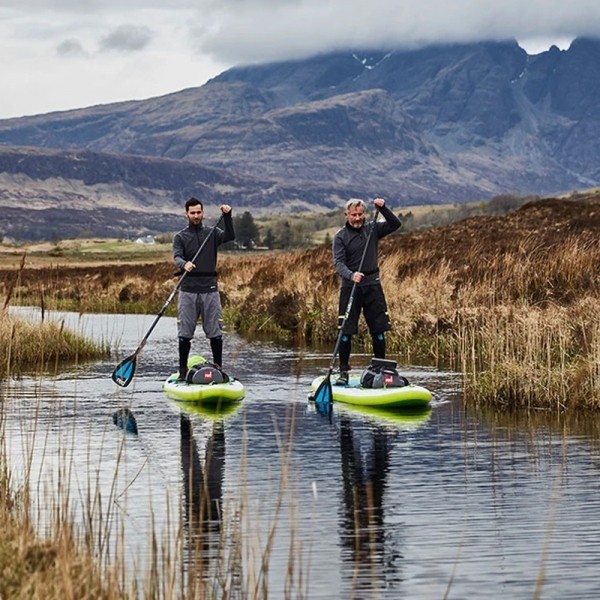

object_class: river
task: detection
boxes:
[2,308,600,599]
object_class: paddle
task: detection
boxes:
[313,210,378,412]
[111,214,225,387]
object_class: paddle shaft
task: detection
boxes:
[327,211,378,372]
[127,213,224,358]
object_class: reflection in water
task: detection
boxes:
[476,404,600,445]
[180,412,226,595]
[339,414,400,596]
[112,407,139,434]
[335,408,431,597]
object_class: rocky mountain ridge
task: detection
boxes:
[1,37,600,240]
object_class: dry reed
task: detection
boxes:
[0,390,310,599]
[3,195,600,407]
[0,311,108,377]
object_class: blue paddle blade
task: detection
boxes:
[313,374,333,413]
[111,354,136,387]
[112,408,138,434]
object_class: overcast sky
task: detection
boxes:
[1,0,596,120]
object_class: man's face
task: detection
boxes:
[187,204,203,225]
[346,205,365,229]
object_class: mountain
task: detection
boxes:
[1,37,600,240]
[0,146,331,240]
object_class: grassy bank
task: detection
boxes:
[217,195,600,409]
[0,310,108,377]
[3,194,600,408]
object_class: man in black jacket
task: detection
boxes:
[332,197,401,385]
[173,198,235,380]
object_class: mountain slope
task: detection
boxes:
[1,38,600,240]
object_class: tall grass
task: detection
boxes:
[0,379,310,598]
[214,200,600,408]
[0,255,109,377]
[0,261,177,315]
[3,196,600,406]
[0,311,108,377]
[216,233,600,409]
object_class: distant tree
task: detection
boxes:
[154,232,173,244]
[278,221,292,249]
[234,211,260,249]
[289,222,313,248]
[263,228,275,249]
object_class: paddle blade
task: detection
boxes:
[112,354,137,387]
[313,373,333,413]
[112,407,138,434]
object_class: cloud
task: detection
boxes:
[2,0,600,118]
[191,0,600,64]
[56,38,88,58]
[99,24,154,53]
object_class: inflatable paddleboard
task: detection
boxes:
[310,374,432,409]
[163,375,245,403]
[163,354,245,404]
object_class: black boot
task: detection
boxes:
[338,334,352,369]
[335,367,349,386]
[178,336,191,381]
[210,336,223,368]
[372,332,386,359]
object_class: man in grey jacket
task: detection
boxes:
[332,197,401,385]
[173,197,235,380]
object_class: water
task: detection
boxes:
[3,308,600,599]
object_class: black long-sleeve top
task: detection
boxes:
[173,212,235,293]
[333,205,401,288]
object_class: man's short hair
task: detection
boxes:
[345,198,366,212]
[185,197,203,212]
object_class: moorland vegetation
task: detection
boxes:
[1,191,600,409]
[2,190,600,597]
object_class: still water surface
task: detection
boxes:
[2,309,600,599]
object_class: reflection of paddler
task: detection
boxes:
[338,415,402,594]
[180,413,226,587]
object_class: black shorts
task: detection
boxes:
[338,283,391,335]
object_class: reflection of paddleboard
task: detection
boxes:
[336,403,432,430]
[310,374,432,408]
[163,354,245,404]
[167,396,242,420]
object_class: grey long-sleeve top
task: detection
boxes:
[172,212,235,293]
[332,205,401,288]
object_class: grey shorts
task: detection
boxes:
[177,290,223,339]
